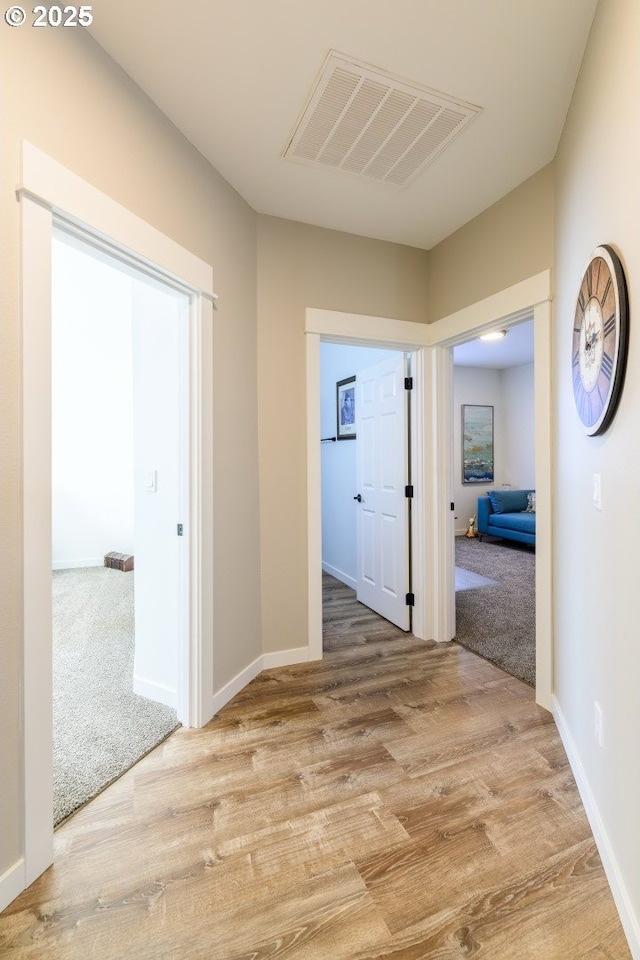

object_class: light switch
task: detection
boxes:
[593,473,601,511]
[146,470,158,493]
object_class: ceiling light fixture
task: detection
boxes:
[480,330,507,342]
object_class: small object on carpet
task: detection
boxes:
[104,551,134,572]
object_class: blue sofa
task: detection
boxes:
[477,489,535,546]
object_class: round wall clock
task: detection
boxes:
[572,244,629,436]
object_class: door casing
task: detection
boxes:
[305,272,552,706]
[19,142,216,892]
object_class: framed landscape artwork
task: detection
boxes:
[462,404,494,484]
[337,376,356,439]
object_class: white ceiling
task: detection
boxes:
[453,318,534,369]
[88,1,597,250]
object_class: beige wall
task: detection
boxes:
[427,165,554,321]
[553,0,640,945]
[0,26,261,877]
[256,216,428,654]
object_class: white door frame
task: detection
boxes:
[306,310,433,654]
[427,271,553,709]
[305,268,552,711]
[19,142,215,889]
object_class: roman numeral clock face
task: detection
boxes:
[572,245,629,435]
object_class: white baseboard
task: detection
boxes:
[0,858,25,913]
[211,645,311,716]
[263,646,310,670]
[322,561,357,590]
[552,696,639,958]
[211,655,263,716]
[133,675,177,710]
[52,558,104,570]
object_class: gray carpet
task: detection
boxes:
[53,566,180,825]
[454,535,535,686]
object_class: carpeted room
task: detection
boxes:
[53,565,179,824]
[51,228,184,825]
[452,323,536,687]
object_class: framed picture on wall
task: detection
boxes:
[462,404,494,483]
[336,376,356,440]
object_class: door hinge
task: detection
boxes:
[406,592,415,606]
[405,485,414,498]
[177,523,184,536]
[404,377,413,390]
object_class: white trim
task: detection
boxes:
[0,859,25,914]
[19,143,216,299]
[533,299,553,707]
[52,558,104,570]
[306,309,432,346]
[133,676,177,710]
[306,333,324,661]
[321,562,357,591]
[19,143,215,902]
[211,657,263,716]
[22,197,54,887]
[427,271,553,710]
[305,272,553,707]
[209,648,312,717]
[262,647,311,670]
[552,698,639,958]
[427,271,551,343]
[427,346,456,642]
[188,295,215,727]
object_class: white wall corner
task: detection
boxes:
[133,676,177,710]
[552,697,639,959]
[0,858,25,914]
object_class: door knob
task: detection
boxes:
[353,494,362,502]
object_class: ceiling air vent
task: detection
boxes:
[283,51,481,188]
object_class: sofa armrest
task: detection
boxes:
[477,495,492,534]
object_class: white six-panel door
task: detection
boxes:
[356,354,410,630]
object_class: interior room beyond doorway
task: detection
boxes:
[452,318,536,687]
[51,228,188,823]
[320,341,410,634]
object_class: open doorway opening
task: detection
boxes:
[452,318,536,687]
[51,227,188,824]
[319,341,413,648]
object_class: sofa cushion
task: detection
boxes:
[487,489,531,514]
[489,511,536,534]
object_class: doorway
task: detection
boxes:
[319,342,411,638]
[451,318,536,686]
[20,141,215,892]
[51,228,189,823]
[305,274,552,710]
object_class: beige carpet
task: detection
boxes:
[53,566,180,825]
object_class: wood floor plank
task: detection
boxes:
[0,574,631,959]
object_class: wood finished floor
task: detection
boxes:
[1,575,630,959]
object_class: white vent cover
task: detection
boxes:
[283,52,481,187]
